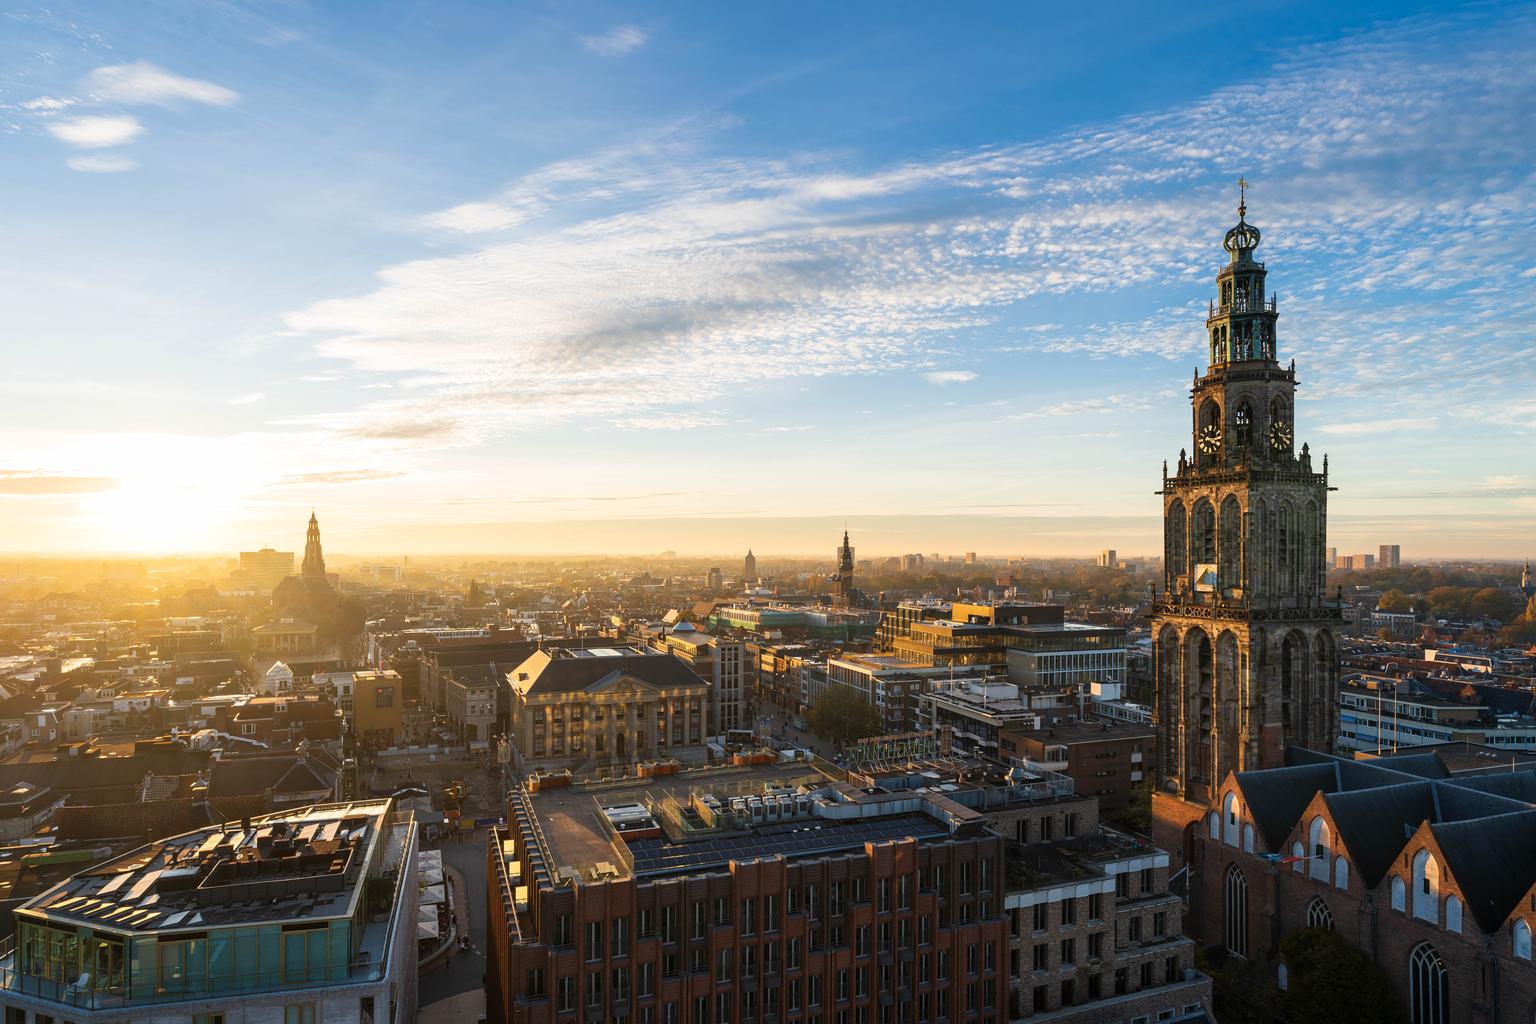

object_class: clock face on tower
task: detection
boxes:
[1269,420,1293,451]
[1198,423,1222,455]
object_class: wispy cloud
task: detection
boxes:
[580,25,648,56]
[1316,417,1430,436]
[230,391,266,405]
[0,470,116,495]
[278,6,1536,486]
[280,469,401,485]
[66,154,138,173]
[82,62,238,107]
[47,115,143,148]
[922,370,978,385]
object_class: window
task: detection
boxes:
[558,976,576,1012]
[284,1006,316,1024]
[586,921,604,961]
[1445,895,1462,934]
[1308,817,1331,882]
[1514,920,1532,961]
[1391,876,1407,912]
[1222,792,1240,846]
[1412,851,1440,924]
[374,686,395,708]
[1307,898,1333,932]
[1088,893,1103,921]
[1408,943,1447,1024]
[1060,899,1075,926]
[1334,857,1349,891]
[1224,864,1248,958]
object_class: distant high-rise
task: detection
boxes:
[706,566,723,594]
[964,551,977,564]
[743,548,757,582]
[239,547,294,592]
[1097,548,1117,567]
[1327,545,1338,566]
[1378,543,1401,568]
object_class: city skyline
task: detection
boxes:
[3,2,1534,558]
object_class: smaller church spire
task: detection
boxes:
[301,511,326,578]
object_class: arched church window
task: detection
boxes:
[1412,850,1440,924]
[1225,864,1248,958]
[1307,898,1333,932]
[1234,402,1253,451]
[1408,943,1447,1024]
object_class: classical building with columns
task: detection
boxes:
[506,645,711,767]
[1151,190,1343,854]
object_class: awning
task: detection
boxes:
[420,883,447,905]
[416,919,439,940]
[419,865,445,886]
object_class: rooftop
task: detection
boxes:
[523,760,994,883]
[22,799,394,932]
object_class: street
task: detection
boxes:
[420,832,490,1007]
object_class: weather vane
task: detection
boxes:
[1237,177,1248,218]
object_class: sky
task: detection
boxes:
[1,1,1533,561]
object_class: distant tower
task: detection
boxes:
[833,531,855,603]
[1522,559,1535,600]
[1151,185,1341,806]
[301,511,327,578]
[743,549,757,583]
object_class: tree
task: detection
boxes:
[1425,585,1474,619]
[806,687,882,749]
[1377,588,1413,613]
[1469,587,1519,621]
[1278,928,1406,1024]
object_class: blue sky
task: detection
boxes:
[1,1,1533,559]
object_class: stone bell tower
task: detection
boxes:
[1151,184,1343,809]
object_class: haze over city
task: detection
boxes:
[4,1,1534,559]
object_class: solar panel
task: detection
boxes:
[628,813,947,877]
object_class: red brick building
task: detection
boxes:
[488,761,1009,1024]
[998,721,1154,820]
[1173,747,1536,1024]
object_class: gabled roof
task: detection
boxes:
[509,648,707,696]
[1431,810,1536,933]
[1323,782,1439,887]
[1234,762,1342,852]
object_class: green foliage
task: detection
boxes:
[1376,588,1413,613]
[806,687,882,748]
[1278,928,1406,1024]
[1111,779,1154,835]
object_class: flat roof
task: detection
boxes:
[22,799,393,933]
[528,761,968,882]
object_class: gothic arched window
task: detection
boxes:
[1193,500,1216,566]
[1225,864,1249,958]
[1308,816,1331,882]
[1166,501,1188,578]
[1412,850,1439,924]
[1306,898,1334,932]
[1222,791,1240,847]
[1408,943,1447,1024]
[1219,496,1242,587]
[1514,919,1531,960]
[1445,895,1461,934]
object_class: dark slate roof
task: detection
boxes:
[1355,752,1450,780]
[1431,810,1536,933]
[1447,771,1536,804]
[510,648,707,696]
[1236,762,1342,853]
[1323,782,1440,888]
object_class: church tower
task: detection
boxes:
[744,549,757,583]
[832,531,855,604]
[1151,186,1342,807]
[301,511,327,578]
